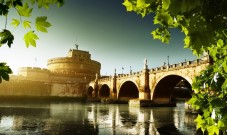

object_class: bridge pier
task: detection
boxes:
[139,91,150,100]
[138,61,150,100]
[111,69,117,99]
[110,92,117,99]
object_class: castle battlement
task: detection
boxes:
[47,57,100,66]
[18,67,50,73]
[17,67,50,82]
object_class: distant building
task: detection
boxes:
[0,48,101,98]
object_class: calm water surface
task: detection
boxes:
[0,102,197,135]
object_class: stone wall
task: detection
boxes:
[18,67,50,82]
[0,74,87,98]
[50,82,87,97]
[47,57,100,75]
[0,79,51,96]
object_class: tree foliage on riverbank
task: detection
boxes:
[123,0,227,134]
[0,0,64,81]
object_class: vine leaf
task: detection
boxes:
[16,3,32,17]
[11,19,20,28]
[12,0,23,7]
[0,62,12,83]
[0,29,14,48]
[0,3,9,15]
[122,0,133,11]
[163,0,170,10]
[35,16,51,32]
[24,31,39,47]
[23,20,31,29]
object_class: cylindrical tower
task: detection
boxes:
[47,48,101,82]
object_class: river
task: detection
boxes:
[0,101,197,135]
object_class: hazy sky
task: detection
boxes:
[0,0,197,75]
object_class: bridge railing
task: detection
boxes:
[150,56,209,73]
[117,71,143,78]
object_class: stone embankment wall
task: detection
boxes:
[0,79,51,96]
[51,82,86,97]
[0,74,86,98]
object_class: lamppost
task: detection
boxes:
[167,55,169,66]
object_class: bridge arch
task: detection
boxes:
[118,81,139,100]
[99,84,110,97]
[87,86,94,97]
[152,75,192,102]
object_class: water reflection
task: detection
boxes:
[0,102,196,135]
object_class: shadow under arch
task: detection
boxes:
[153,75,192,102]
[87,86,94,97]
[118,81,139,101]
[99,84,110,97]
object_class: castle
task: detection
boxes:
[0,47,101,98]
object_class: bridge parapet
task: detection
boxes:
[98,76,112,82]
[117,71,143,78]
[150,57,209,73]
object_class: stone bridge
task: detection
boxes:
[88,56,211,103]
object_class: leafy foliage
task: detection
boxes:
[123,0,227,134]
[0,0,64,81]
[122,0,227,55]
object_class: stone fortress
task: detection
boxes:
[0,46,101,98]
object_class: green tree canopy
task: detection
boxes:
[123,0,227,134]
[123,0,227,55]
[0,0,64,80]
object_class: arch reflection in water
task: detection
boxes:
[0,102,196,135]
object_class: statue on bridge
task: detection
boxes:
[144,58,148,69]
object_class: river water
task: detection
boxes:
[0,101,197,135]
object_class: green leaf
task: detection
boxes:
[57,0,64,7]
[188,96,197,105]
[0,29,14,47]
[203,110,211,118]
[12,0,23,7]
[35,16,51,32]
[24,31,39,47]
[221,79,227,90]
[210,98,223,108]
[207,125,219,135]
[163,0,170,10]
[156,11,173,26]
[195,114,206,131]
[122,0,134,11]
[0,3,9,15]
[23,20,31,29]
[36,0,64,9]
[0,62,12,83]
[218,120,225,129]
[16,3,32,17]
[217,39,224,48]
[11,19,20,28]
